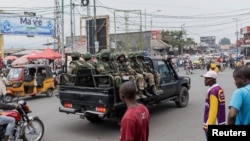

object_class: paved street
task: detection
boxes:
[22,67,236,141]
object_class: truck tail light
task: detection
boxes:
[96,106,106,113]
[64,102,72,108]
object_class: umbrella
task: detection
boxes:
[4,55,18,61]
[27,48,61,60]
[26,50,39,58]
[11,57,29,66]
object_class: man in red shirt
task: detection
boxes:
[119,81,150,141]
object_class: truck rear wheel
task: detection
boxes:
[175,87,189,108]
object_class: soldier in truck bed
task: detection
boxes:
[67,51,84,75]
[82,52,95,69]
[96,49,122,88]
[116,52,146,99]
[127,52,148,97]
[136,51,163,94]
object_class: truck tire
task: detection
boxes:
[85,114,101,123]
[4,94,13,103]
[246,63,250,68]
[175,87,189,108]
[46,89,54,97]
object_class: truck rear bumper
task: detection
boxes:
[59,107,105,117]
[59,107,80,114]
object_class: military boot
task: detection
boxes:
[138,90,147,99]
[135,95,140,100]
[144,89,153,97]
[152,85,163,95]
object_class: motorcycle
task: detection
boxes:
[0,100,44,141]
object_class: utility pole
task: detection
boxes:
[54,0,61,52]
[87,2,90,53]
[125,11,129,52]
[114,10,142,52]
[93,0,98,53]
[150,10,161,31]
[139,10,142,51]
[181,23,186,55]
[144,9,146,31]
[235,18,239,57]
[70,0,73,51]
[0,10,4,58]
[232,18,239,57]
[73,3,76,37]
[61,0,65,63]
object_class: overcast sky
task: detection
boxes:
[0,0,250,48]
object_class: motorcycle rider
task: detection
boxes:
[0,72,18,141]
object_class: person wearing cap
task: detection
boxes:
[201,70,226,141]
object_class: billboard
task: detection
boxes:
[86,15,109,54]
[200,36,216,45]
[0,15,55,36]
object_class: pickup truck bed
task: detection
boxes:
[58,57,191,124]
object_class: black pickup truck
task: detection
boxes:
[58,56,191,124]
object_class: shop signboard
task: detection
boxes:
[0,15,55,36]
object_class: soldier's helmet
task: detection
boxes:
[71,51,81,60]
[95,53,101,60]
[128,52,136,59]
[136,51,144,58]
[100,49,111,59]
[83,52,92,60]
[116,52,126,60]
[109,53,116,61]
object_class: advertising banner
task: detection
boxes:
[0,15,55,36]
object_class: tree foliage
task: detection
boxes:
[219,37,231,45]
[161,30,194,55]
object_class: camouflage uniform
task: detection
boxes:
[136,51,162,94]
[109,53,122,88]
[127,52,147,94]
[117,53,146,99]
[96,49,121,88]
[129,52,155,91]
[95,53,101,62]
[64,51,84,82]
[68,51,84,75]
[83,52,95,69]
